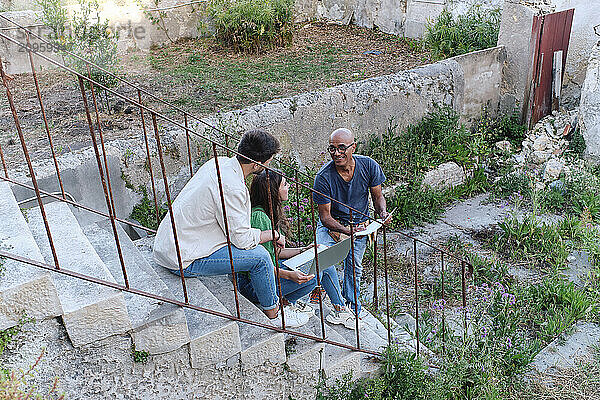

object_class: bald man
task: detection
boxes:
[312,128,389,329]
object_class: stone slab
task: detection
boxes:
[0,181,62,330]
[532,322,600,373]
[135,237,242,368]
[27,201,131,346]
[83,220,189,355]
[293,312,363,381]
[200,275,287,369]
[564,250,592,288]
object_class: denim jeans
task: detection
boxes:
[173,244,279,310]
[236,261,344,307]
[236,260,316,304]
[316,222,368,314]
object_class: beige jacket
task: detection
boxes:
[153,156,261,270]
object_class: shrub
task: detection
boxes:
[424,5,501,60]
[207,0,294,53]
[130,188,168,231]
[472,108,526,148]
[37,0,120,89]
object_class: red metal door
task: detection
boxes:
[525,9,574,128]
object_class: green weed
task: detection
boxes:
[130,188,168,231]
[424,5,501,60]
[207,0,293,53]
[131,345,149,363]
[362,106,493,228]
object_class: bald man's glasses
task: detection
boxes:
[327,142,355,154]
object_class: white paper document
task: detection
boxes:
[354,208,396,237]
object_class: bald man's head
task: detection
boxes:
[330,128,354,143]
[328,128,356,168]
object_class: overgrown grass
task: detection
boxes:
[319,265,596,400]
[361,106,524,228]
[424,5,501,60]
[492,214,600,272]
[491,162,600,223]
[148,43,358,114]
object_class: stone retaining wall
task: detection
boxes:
[188,46,505,166]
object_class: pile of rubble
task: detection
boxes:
[513,109,579,183]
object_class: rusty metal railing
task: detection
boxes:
[0,14,474,358]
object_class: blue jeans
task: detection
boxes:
[316,222,368,313]
[174,244,278,310]
[236,262,344,307]
[237,260,316,304]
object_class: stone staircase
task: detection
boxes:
[0,181,417,381]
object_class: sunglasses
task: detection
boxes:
[327,142,355,154]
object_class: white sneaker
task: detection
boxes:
[326,307,364,330]
[288,301,315,317]
[277,306,310,328]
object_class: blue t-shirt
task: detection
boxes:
[312,155,386,224]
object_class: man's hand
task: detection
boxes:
[380,212,392,226]
[286,270,314,284]
[353,225,366,233]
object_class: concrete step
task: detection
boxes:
[200,275,287,369]
[0,182,62,330]
[315,303,389,377]
[82,220,189,355]
[287,311,362,381]
[27,201,131,346]
[135,237,242,368]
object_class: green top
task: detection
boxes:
[250,206,276,265]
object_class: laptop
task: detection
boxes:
[282,238,352,276]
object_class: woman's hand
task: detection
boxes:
[285,270,314,284]
[276,233,286,248]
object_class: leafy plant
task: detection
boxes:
[316,346,431,400]
[130,188,167,230]
[37,0,120,91]
[472,107,526,148]
[207,0,294,53]
[493,214,569,271]
[424,5,501,60]
[131,345,149,363]
[0,349,65,400]
[567,127,586,158]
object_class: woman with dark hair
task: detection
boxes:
[237,169,349,325]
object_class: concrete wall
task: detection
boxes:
[580,41,600,163]
[450,46,506,122]
[295,0,501,37]
[0,318,320,400]
[497,1,538,114]
[4,46,505,210]
[180,46,505,169]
